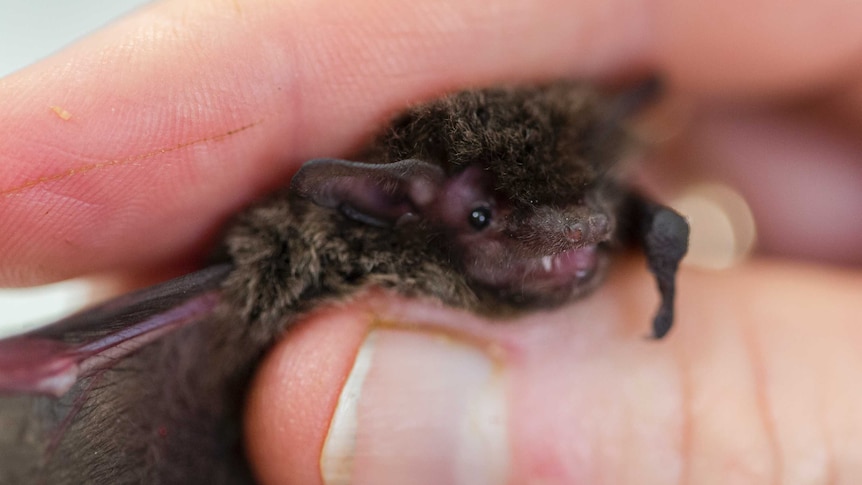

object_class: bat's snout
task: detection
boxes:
[564,214,610,245]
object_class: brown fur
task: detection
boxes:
[364,82,629,206]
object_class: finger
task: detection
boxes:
[647,106,862,264]
[245,259,862,484]
[651,0,862,95]
[5,0,862,285]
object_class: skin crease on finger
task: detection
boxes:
[2,0,862,285]
[245,259,862,485]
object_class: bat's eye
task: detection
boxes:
[468,206,492,230]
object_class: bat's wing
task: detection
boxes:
[0,264,232,397]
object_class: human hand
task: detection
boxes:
[1,0,861,484]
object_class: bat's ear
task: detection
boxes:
[290,158,446,227]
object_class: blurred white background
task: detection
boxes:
[0,0,150,336]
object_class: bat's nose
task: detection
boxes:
[565,214,609,244]
[565,222,585,243]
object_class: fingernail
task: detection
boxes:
[321,328,509,485]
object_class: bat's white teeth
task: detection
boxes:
[541,256,553,272]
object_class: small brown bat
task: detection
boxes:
[0,80,688,484]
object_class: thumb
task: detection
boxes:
[244,260,862,485]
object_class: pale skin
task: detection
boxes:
[1,0,862,484]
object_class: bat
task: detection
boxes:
[0,80,689,484]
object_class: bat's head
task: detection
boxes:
[292,81,656,305]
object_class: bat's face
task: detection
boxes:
[425,163,617,303]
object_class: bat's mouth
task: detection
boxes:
[537,245,598,280]
[481,244,606,303]
[466,243,605,299]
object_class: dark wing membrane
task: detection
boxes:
[0,264,232,397]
